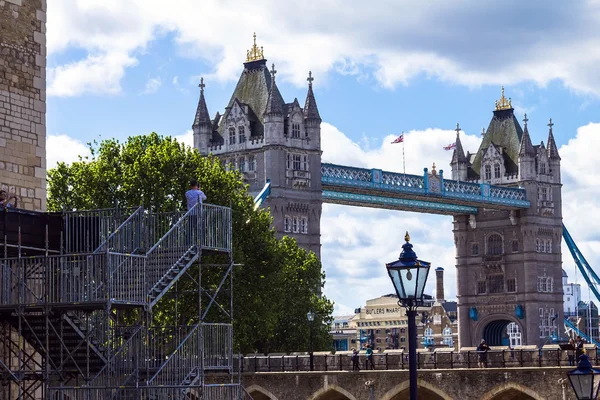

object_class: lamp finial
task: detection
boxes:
[405,231,410,242]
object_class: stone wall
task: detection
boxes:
[0,0,47,211]
[243,368,577,400]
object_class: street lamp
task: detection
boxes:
[385,232,431,400]
[568,354,600,399]
[307,311,315,371]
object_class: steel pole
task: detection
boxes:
[407,308,418,400]
[309,322,314,371]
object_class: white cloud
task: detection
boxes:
[48,53,138,96]
[46,1,600,96]
[46,134,90,168]
[174,129,193,148]
[320,120,600,314]
[143,77,162,94]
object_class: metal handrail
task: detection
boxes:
[93,206,143,254]
[146,203,199,256]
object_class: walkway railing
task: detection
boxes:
[240,347,599,372]
[321,163,530,209]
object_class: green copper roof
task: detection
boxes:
[220,59,272,136]
[471,108,523,175]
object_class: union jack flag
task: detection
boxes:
[391,134,404,144]
[443,143,456,151]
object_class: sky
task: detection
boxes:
[46,0,600,316]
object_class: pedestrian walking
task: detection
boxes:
[351,348,360,371]
[365,344,375,370]
[476,339,490,368]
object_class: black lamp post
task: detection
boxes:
[385,232,431,400]
[307,311,315,371]
[568,354,600,399]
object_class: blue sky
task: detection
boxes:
[46,0,600,315]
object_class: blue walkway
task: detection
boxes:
[321,163,530,215]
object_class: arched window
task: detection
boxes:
[494,163,501,178]
[484,165,492,180]
[442,326,453,347]
[487,234,503,255]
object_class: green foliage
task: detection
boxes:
[48,133,334,354]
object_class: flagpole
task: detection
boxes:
[402,131,406,177]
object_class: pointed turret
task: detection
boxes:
[450,123,467,181]
[546,118,561,160]
[193,77,211,128]
[264,63,284,116]
[518,113,535,157]
[193,77,212,155]
[452,123,467,164]
[304,71,321,121]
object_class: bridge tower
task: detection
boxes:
[450,88,563,347]
[194,34,323,258]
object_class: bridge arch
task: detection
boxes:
[245,385,279,400]
[475,314,525,347]
[380,379,454,400]
[480,382,544,400]
[308,385,357,400]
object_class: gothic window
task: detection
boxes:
[292,217,299,233]
[400,328,406,334]
[537,276,553,293]
[477,281,486,294]
[539,307,557,338]
[484,165,492,180]
[229,127,236,145]
[536,239,540,252]
[506,278,516,293]
[302,155,309,171]
[540,163,547,174]
[293,154,301,170]
[507,323,522,347]
[291,123,301,138]
[511,240,519,253]
[539,187,548,201]
[248,155,256,171]
[238,157,246,172]
[487,274,505,293]
[486,234,503,255]
[238,126,246,143]
[400,337,406,342]
[494,163,501,179]
[300,216,308,234]
[471,243,479,256]
[284,216,291,232]
[442,326,453,347]
[545,240,552,253]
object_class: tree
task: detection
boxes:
[48,133,334,354]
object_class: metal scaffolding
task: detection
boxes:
[0,203,246,399]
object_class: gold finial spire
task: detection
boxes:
[405,231,410,242]
[495,86,512,110]
[431,162,437,175]
[246,32,265,62]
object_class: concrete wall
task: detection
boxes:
[0,0,47,211]
[243,368,576,400]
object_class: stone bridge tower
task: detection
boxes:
[0,0,47,210]
[193,34,322,257]
[450,88,563,347]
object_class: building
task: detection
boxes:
[577,301,599,344]
[0,0,47,211]
[330,315,356,351]
[422,267,459,349]
[451,88,564,347]
[193,34,322,257]
[563,269,581,317]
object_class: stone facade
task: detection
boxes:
[450,90,563,347]
[193,36,322,257]
[0,0,47,211]
[242,368,576,399]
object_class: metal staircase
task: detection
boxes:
[1,202,241,400]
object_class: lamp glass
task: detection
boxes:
[386,263,430,302]
[567,355,600,400]
[307,311,315,322]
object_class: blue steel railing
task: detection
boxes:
[321,163,530,209]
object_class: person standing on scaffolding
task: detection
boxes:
[185,180,207,240]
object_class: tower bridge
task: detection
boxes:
[194,35,570,351]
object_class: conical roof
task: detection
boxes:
[304,71,321,121]
[519,115,535,157]
[193,78,211,127]
[264,64,284,115]
[546,118,561,160]
[452,124,467,164]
